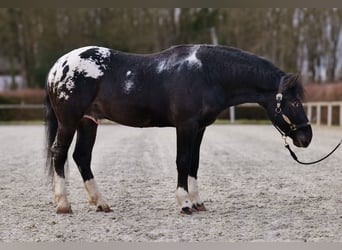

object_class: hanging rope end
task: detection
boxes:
[284,138,342,165]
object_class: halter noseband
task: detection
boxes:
[273,76,310,138]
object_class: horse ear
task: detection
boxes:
[283,73,301,91]
[289,73,300,86]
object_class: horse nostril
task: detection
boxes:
[301,139,310,148]
[302,137,311,147]
[294,131,312,148]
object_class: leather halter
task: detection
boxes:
[272,76,310,137]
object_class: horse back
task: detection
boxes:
[47,45,224,127]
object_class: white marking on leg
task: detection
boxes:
[84,179,110,211]
[188,176,203,206]
[54,171,70,212]
[175,187,192,209]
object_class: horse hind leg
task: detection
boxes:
[72,118,111,212]
[52,126,76,214]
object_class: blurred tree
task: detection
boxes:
[302,9,325,83]
[176,8,220,44]
[324,9,342,82]
[0,8,341,88]
[0,8,21,89]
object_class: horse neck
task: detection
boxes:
[217,68,284,108]
[204,46,284,108]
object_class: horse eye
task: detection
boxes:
[292,101,301,108]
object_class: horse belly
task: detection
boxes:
[110,111,172,127]
[94,101,172,128]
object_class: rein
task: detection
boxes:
[283,137,342,165]
[273,76,341,165]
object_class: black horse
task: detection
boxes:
[45,44,312,214]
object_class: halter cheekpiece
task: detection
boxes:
[273,76,310,138]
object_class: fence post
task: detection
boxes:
[316,104,321,126]
[307,104,312,123]
[340,104,342,126]
[327,104,332,126]
[230,106,235,123]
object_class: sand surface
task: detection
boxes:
[0,124,342,242]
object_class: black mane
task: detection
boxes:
[197,45,285,90]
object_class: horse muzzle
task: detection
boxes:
[291,126,313,148]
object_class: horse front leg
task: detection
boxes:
[188,127,207,212]
[175,123,198,215]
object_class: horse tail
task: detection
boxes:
[45,89,58,182]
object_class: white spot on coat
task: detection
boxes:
[58,91,69,100]
[47,46,111,100]
[124,79,135,94]
[157,61,167,73]
[157,45,202,73]
[123,70,135,94]
[185,45,202,67]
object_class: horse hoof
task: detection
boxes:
[96,205,112,213]
[180,207,193,215]
[193,203,207,212]
[56,206,73,214]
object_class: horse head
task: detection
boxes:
[268,73,312,148]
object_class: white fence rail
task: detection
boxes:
[1,102,342,126]
[305,101,342,126]
[230,102,342,126]
[0,104,44,109]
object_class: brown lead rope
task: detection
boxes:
[283,137,342,165]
